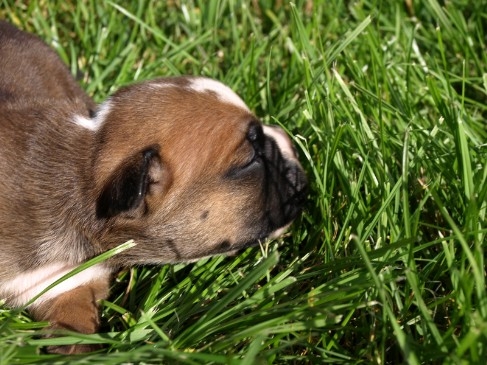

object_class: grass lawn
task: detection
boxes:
[1,0,487,364]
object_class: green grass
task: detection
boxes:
[1,0,487,363]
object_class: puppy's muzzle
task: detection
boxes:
[263,125,308,230]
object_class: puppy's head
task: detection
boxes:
[91,77,307,264]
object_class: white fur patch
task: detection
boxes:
[188,78,250,111]
[72,115,97,131]
[268,223,292,239]
[263,125,296,159]
[149,82,174,90]
[72,100,112,132]
[0,263,111,307]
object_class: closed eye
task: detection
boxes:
[225,122,265,179]
[241,148,261,170]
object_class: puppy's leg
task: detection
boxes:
[30,279,109,354]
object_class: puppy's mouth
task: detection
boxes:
[210,224,292,257]
[211,238,260,256]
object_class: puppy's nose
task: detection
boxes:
[262,125,298,159]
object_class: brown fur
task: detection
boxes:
[0,21,95,111]
[30,279,109,354]
[0,21,307,353]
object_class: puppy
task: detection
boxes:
[0,21,307,354]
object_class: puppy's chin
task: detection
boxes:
[223,249,242,257]
[207,224,294,259]
[268,223,292,239]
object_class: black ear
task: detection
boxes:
[96,146,161,219]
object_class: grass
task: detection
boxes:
[1,0,487,363]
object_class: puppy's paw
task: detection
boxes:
[42,320,103,355]
[29,280,110,354]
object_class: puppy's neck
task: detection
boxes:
[8,98,103,267]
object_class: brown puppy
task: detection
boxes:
[0,21,307,354]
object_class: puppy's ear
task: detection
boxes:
[96,145,163,219]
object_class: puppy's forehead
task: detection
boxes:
[92,77,257,185]
[186,78,250,112]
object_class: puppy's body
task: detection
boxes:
[0,21,307,353]
[0,21,95,109]
[0,21,98,278]
[0,99,97,274]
